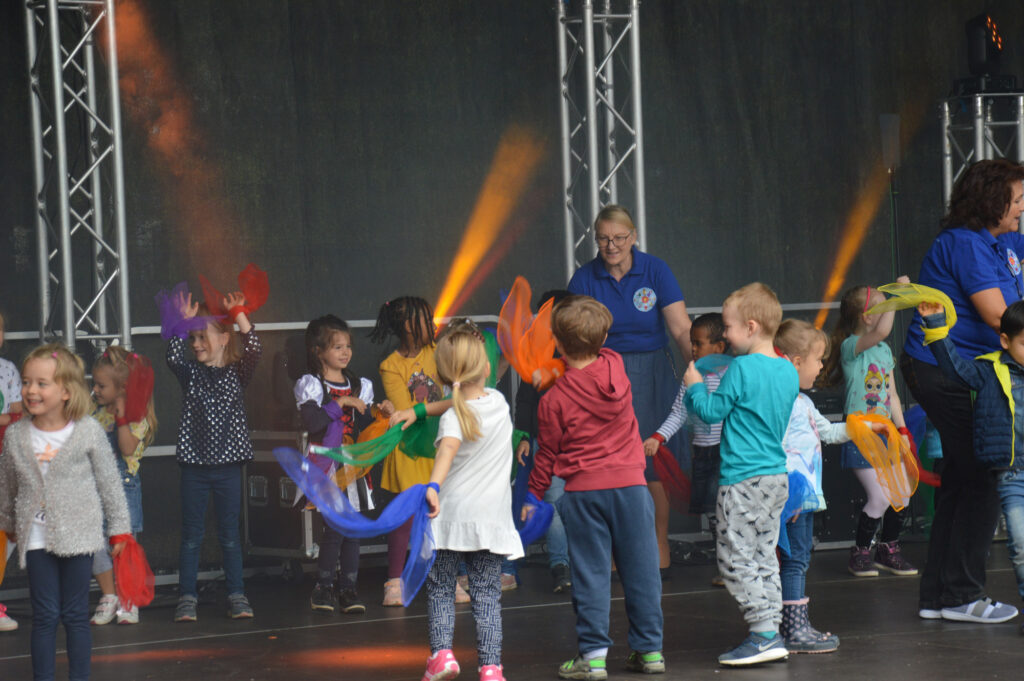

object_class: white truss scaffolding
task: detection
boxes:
[24,0,131,350]
[557,0,647,279]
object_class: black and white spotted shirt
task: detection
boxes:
[166,330,262,466]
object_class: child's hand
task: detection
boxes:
[682,361,702,387]
[895,275,910,284]
[869,421,888,433]
[178,291,198,319]
[426,486,440,518]
[531,369,544,390]
[788,511,801,524]
[643,437,660,457]
[377,400,395,418]
[390,408,416,430]
[520,502,537,523]
[336,396,367,414]
[224,291,247,312]
[516,439,531,466]
[917,301,943,317]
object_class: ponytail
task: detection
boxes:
[434,329,489,442]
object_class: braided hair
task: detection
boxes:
[369,296,436,351]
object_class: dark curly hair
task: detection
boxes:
[942,159,1024,232]
[369,296,436,351]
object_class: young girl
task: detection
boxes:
[422,326,523,681]
[168,291,261,622]
[776,319,847,653]
[295,315,393,614]
[90,346,157,625]
[0,343,131,679]
[0,312,22,632]
[820,279,917,577]
[370,296,445,607]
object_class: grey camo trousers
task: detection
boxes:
[716,473,789,632]
[427,549,503,666]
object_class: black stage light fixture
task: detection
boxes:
[966,13,1003,77]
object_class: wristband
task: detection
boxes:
[896,427,910,436]
[109,533,131,546]
[651,432,666,444]
[228,305,249,321]
[115,417,129,427]
[413,403,427,420]
[427,482,439,493]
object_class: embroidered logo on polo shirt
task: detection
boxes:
[1009,248,1021,276]
[633,287,656,312]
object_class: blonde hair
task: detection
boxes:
[593,204,637,233]
[195,303,242,365]
[551,295,612,358]
[23,343,92,421]
[434,328,490,442]
[775,319,828,359]
[724,282,783,338]
[93,345,158,447]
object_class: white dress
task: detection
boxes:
[432,388,524,559]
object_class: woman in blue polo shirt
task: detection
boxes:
[568,204,692,575]
[901,159,1024,622]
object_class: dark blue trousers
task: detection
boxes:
[27,550,93,681]
[558,485,663,655]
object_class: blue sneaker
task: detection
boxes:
[718,633,788,666]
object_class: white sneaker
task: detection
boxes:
[91,594,119,625]
[117,603,139,624]
[0,603,17,632]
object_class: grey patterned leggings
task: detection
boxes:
[427,549,503,666]
[716,473,789,632]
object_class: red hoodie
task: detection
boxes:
[528,348,647,497]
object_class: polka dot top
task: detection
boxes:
[166,330,262,466]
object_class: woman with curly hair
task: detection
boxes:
[901,159,1024,623]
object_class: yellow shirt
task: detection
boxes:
[378,346,444,492]
[91,407,149,476]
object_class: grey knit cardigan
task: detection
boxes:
[0,417,131,569]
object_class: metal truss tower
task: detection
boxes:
[557,0,647,279]
[24,0,131,350]
[941,92,1024,229]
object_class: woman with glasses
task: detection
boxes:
[567,204,692,578]
[900,159,1024,623]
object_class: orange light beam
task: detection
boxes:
[814,164,891,329]
[433,126,545,321]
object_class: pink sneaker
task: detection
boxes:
[422,649,460,681]
[478,664,505,680]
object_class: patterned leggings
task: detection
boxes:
[427,549,503,666]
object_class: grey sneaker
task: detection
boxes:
[624,650,665,673]
[227,593,254,619]
[558,655,608,681]
[941,598,1017,623]
[174,595,198,623]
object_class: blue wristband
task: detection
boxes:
[428,482,440,493]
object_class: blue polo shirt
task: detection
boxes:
[567,248,685,353]
[905,227,1024,364]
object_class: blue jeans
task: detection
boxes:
[178,463,245,598]
[780,512,814,602]
[998,468,1024,601]
[558,486,663,655]
[27,550,92,681]
[545,475,569,568]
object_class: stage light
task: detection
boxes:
[966,13,1002,77]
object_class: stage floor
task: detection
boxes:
[1,542,1022,680]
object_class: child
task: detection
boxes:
[528,295,665,680]
[89,347,157,625]
[422,326,524,681]
[917,300,1021,625]
[370,296,447,607]
[820,280,917,577]
[775,319,846,653]
[0,343,131,679]
[683,282,797,666]
[643,312,728,586]
[0,311,22,632]
[295,315,393,614]
[168,291,261,622]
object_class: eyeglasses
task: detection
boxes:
[595,233,631,248]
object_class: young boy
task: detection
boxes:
[643,313,728,586]
[918,300,1022,627]
[683,283,799,666]
[527,295,664,680]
